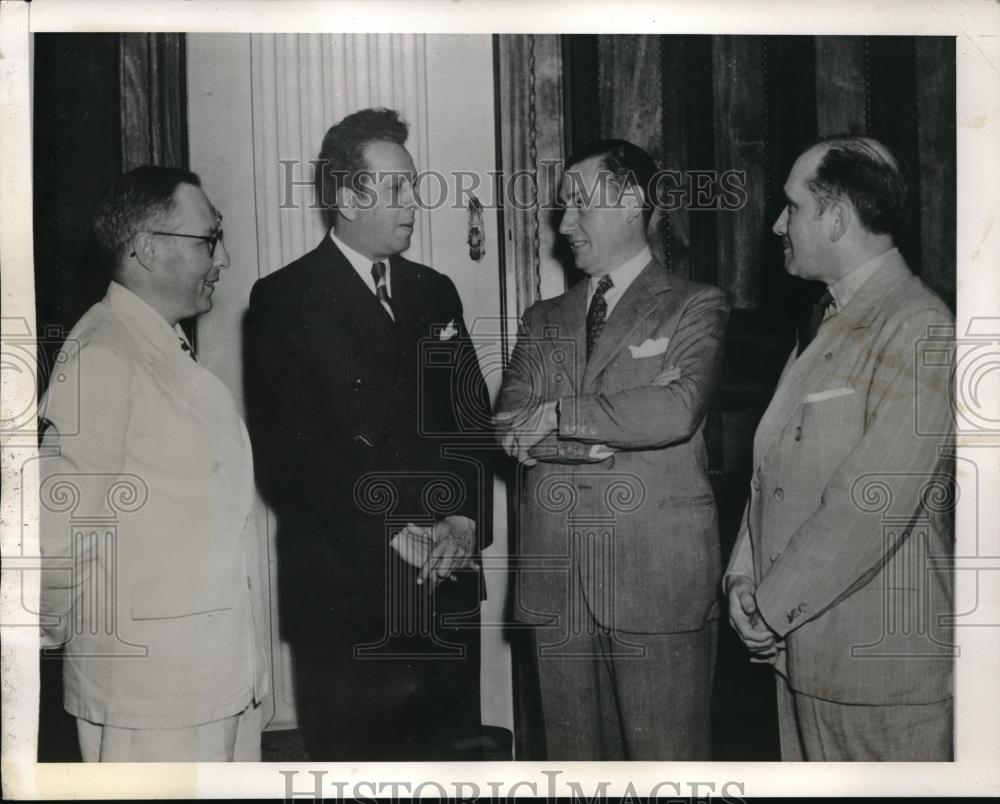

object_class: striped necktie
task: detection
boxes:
[371,261,394,319]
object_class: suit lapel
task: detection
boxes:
[315,237,396,342]
[544,279,588,394]
[753,253,914,462]
[582,260,672,389]
[313,237,400,438]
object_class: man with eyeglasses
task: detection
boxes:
[38,165,270,761]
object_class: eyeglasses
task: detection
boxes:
[145,210,225,257]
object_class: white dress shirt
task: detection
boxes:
[586,246,653,319]
[329,228,394,319]
[828,247,897,313]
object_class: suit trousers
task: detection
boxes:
[76,703,262,762]
[531,591,717,760]
[776,675,952,760]
[289,568,483,762]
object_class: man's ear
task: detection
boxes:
[622,184,645,224]
[828,199,852,242]
[336,187,359,222]
[130,231,157,269]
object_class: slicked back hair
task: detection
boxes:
[317,107,410,212]
[94,165,201,264]
[564,138,659,226]
[805,135,909,240]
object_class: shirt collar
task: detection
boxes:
[329,228,390,295]
[106,281,191,358]
[588,246,652,298]
[828,247,897,312]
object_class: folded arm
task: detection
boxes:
[558,286,729,449]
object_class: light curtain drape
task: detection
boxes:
[249,34,433,276]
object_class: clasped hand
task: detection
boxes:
[726,575,785,663]
[393,515,477,589]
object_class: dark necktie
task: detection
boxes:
[179,337,197,362]
[586,275,614,359]
[797,289,835,357]
[371,261,394,318]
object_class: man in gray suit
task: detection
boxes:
[725,135,954,760]
[496,139,728,759]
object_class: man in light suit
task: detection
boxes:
[38,166,269,761]
[246,108,492,761]
[496,139,729,759]
[725,135,954,760]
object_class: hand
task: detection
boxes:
[495,401,558,467]
[417,515,477,589]
[652,365,682,386]
[390,523,435,568]
[726,575,784,662]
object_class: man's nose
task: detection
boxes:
[399,180,417,209]
[214,239,231,269]
[772,207,788,236]
[559,208,577,235]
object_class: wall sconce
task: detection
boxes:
[467,195,485,262]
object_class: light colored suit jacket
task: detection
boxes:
[727,250,954,705]
[39,282,270,729]
[498,260,729,633]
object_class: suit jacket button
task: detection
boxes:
[352,377,363,390]
[773,487,784,501]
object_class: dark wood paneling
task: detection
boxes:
[597,35,664,161]
[814,36,867,136]
[766,37,820,346]
[915,37,956,307]
[677,36,717,283]
[597,35,668,268]
[33,34,122,372]
[660,35,715,281]
[867,36,922,277]
[120,33,189,170]
[711,36,768,309]
[561,34,600,156]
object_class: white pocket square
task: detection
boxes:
[439,320,458,341]
[628,336,670,358]
[804,386,855,403]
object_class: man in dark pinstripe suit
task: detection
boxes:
[246,108,492,761]
[725,135,954,760]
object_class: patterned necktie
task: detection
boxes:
[371,261,394,319]
[179,337,197,362]
[586,275,614,359]
[797,289,835,357]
